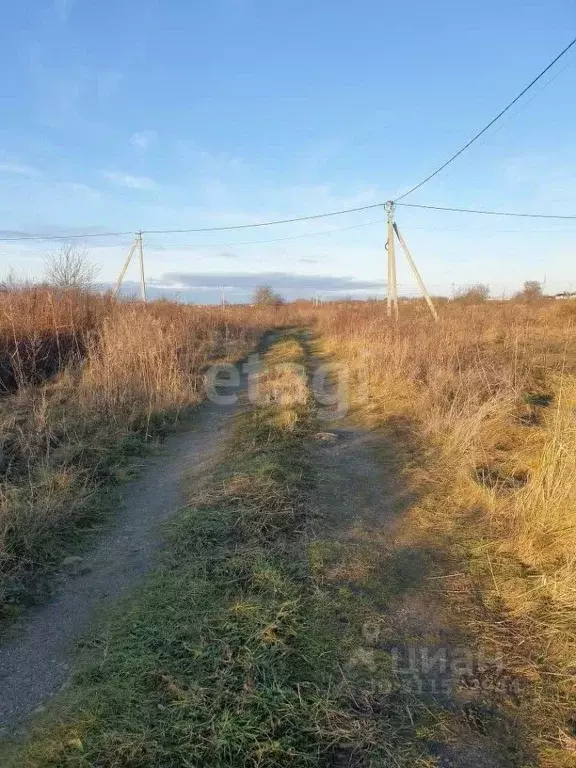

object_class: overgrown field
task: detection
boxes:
[4,334,347,765]
[316,299,576,765]
[3,332,445,767]
[0,287,293,618]
[3,290,576,765]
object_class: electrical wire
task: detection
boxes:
[140,203,383,235]
[1,197,575,246]
[0,203,383,243]
[448,59,575,158]
[395,34,576,202]
[0,230,134,243]
[2,39,576,242]
[146,218,383,249]
[402,59,575,194]
[396,202,576,219]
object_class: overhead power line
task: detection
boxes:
[1,199,575,245]
[0,230,134,243]
[0,203,383,242]
[395,34,576,202]
[140,203,383,235]
[148,218,383,249]
[396,202,576,220]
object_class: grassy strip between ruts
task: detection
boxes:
[6,331,438,767]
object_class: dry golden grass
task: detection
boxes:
[257,336,309,410]
[4,331,436,768]
[0,288,301,615]
[3,287,576,761]
[315,298,576,763]
[0,286,110,391]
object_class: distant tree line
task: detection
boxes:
[452,281,545,303]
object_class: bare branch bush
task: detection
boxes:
[252,284,285,306]
[453,283,490,303]
[43,243,100,291]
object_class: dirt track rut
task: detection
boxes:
[0,392,239,734]
[310,417,503,767]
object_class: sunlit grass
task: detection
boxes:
[316,299,576,764]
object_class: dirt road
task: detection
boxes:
[310,417,505,767]
[0,389,240,733]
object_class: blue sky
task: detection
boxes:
[1,0,575,301]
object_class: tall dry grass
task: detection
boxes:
[317,299,576,562]
[0,286,110,391]
[315,298,576,760]
[0,287,294,615]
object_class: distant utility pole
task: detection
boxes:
[114,239,138,298]
[137,231,147,302]
[384,201,438,321]
[113,231,147,302]
[385,201,398,319]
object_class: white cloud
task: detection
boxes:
[102,171,157,190]
[130,131,157,150]
[0,162,41,177]
[150,271,383,298]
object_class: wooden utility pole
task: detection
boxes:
[113,232,147,301]
[385,201,399,319]
[382,201,439,322]
[387,212,392,316]
[137,231,147,302]
[113,238,138,298]
[393,223,438,321]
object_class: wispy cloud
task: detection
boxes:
[27,41,87,127]
[68,182,101,198]
[130,131,157,150]
[102,171,157,190]
[0,224,126,244]
[53,0,74,22]
[198,150,244,172]
[0,162,41,178]
[150,271,383,299]
[0,229,36,239]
